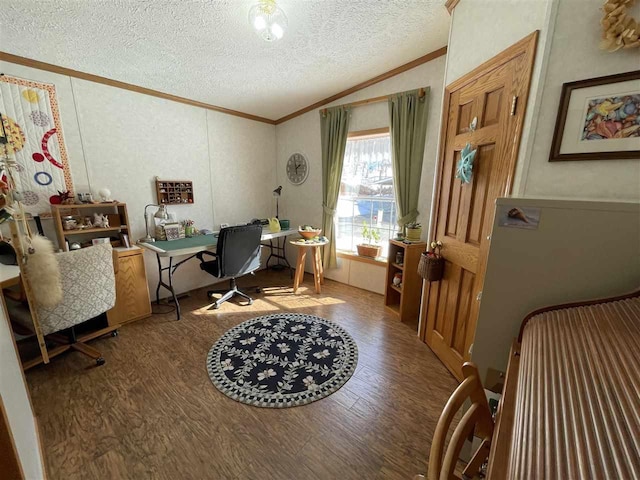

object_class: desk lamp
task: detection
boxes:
[141,204,169,243]
[273,185,282,218]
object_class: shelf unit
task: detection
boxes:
[384,239,426,329]
[51,202,131,250]
[156,179,194,205]
[50,202,151,326]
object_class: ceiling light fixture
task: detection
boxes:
[248,0,288,42]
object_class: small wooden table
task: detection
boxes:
[290,239,328,294]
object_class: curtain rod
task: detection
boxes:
[321,87,426,115]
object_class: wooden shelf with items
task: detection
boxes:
[156,179,194,205]
[63,226,122,236]
[50,202,151,325]
[384,239,426,330]
[51,202,131,250]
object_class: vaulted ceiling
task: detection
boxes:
[0,0,450,120]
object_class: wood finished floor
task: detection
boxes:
[25,270,458,479]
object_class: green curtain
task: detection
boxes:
[320,105,351,269]
[388,88,430,230]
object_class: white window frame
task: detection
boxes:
[336,128,398,259]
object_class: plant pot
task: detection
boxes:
[357,244,381,258]
[405,227,422,242]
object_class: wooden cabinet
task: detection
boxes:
[107,248,151,326]
[384,240,426,329]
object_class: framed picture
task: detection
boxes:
[120,233,130,248]
[91,237,111,246]
[163,223,181,241]
[549,70,640,161]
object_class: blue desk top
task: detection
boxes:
[139,228,296,257]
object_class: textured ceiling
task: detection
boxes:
[0,0,450,120]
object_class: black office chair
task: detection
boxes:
[196,224,262,309]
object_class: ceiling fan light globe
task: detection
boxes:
[271,23,284,39]
[248,1,287,42]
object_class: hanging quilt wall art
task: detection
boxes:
[0,74,73,215]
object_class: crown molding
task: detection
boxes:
[0,45,448,126]
[0,51,276,125]
[445,0,461,15]
[274,45,447,125]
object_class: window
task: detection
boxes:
[336,130,398,258]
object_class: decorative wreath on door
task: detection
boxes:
[456,143,477,184]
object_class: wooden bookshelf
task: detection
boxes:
[384,239,426,329]
[51,202,130,250]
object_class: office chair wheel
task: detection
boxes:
[255,287,261,293]
[111,330,119,337]
[96,357,106,366]
[212,303,220,309]
[247,299,253,306]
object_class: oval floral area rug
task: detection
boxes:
[206,313,358,408]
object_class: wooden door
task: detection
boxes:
[422,32,538,381]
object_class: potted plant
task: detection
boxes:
[405,222,422,242]
[356,221,382,258]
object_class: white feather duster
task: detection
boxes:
[24,235,63,308]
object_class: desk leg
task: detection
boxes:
[266,239,275,268]
[263,237,294,278]
[293,247,306,293]
[155,254,182,320]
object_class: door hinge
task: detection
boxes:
[510,96,518,116]
[476,291,482,301]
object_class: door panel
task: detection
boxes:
[482,87,505,126]
[445,151,463,238]
[456,101,475,134]
[422,32,538,381]
[467,143,495,246]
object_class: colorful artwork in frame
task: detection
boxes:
[549,70,640,161]
[582,94,640,141]
[0,74,74,213]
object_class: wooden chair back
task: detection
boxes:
[423,362,494,480]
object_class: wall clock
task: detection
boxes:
[286,153,309,185]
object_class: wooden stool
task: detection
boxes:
[290,240,328,294]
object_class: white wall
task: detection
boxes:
[445,0,557,201]
[275,56,447,292]
[446,0,640,202]
[0,299,45,479]
[0,61,277,295]
[519,0,640,200]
